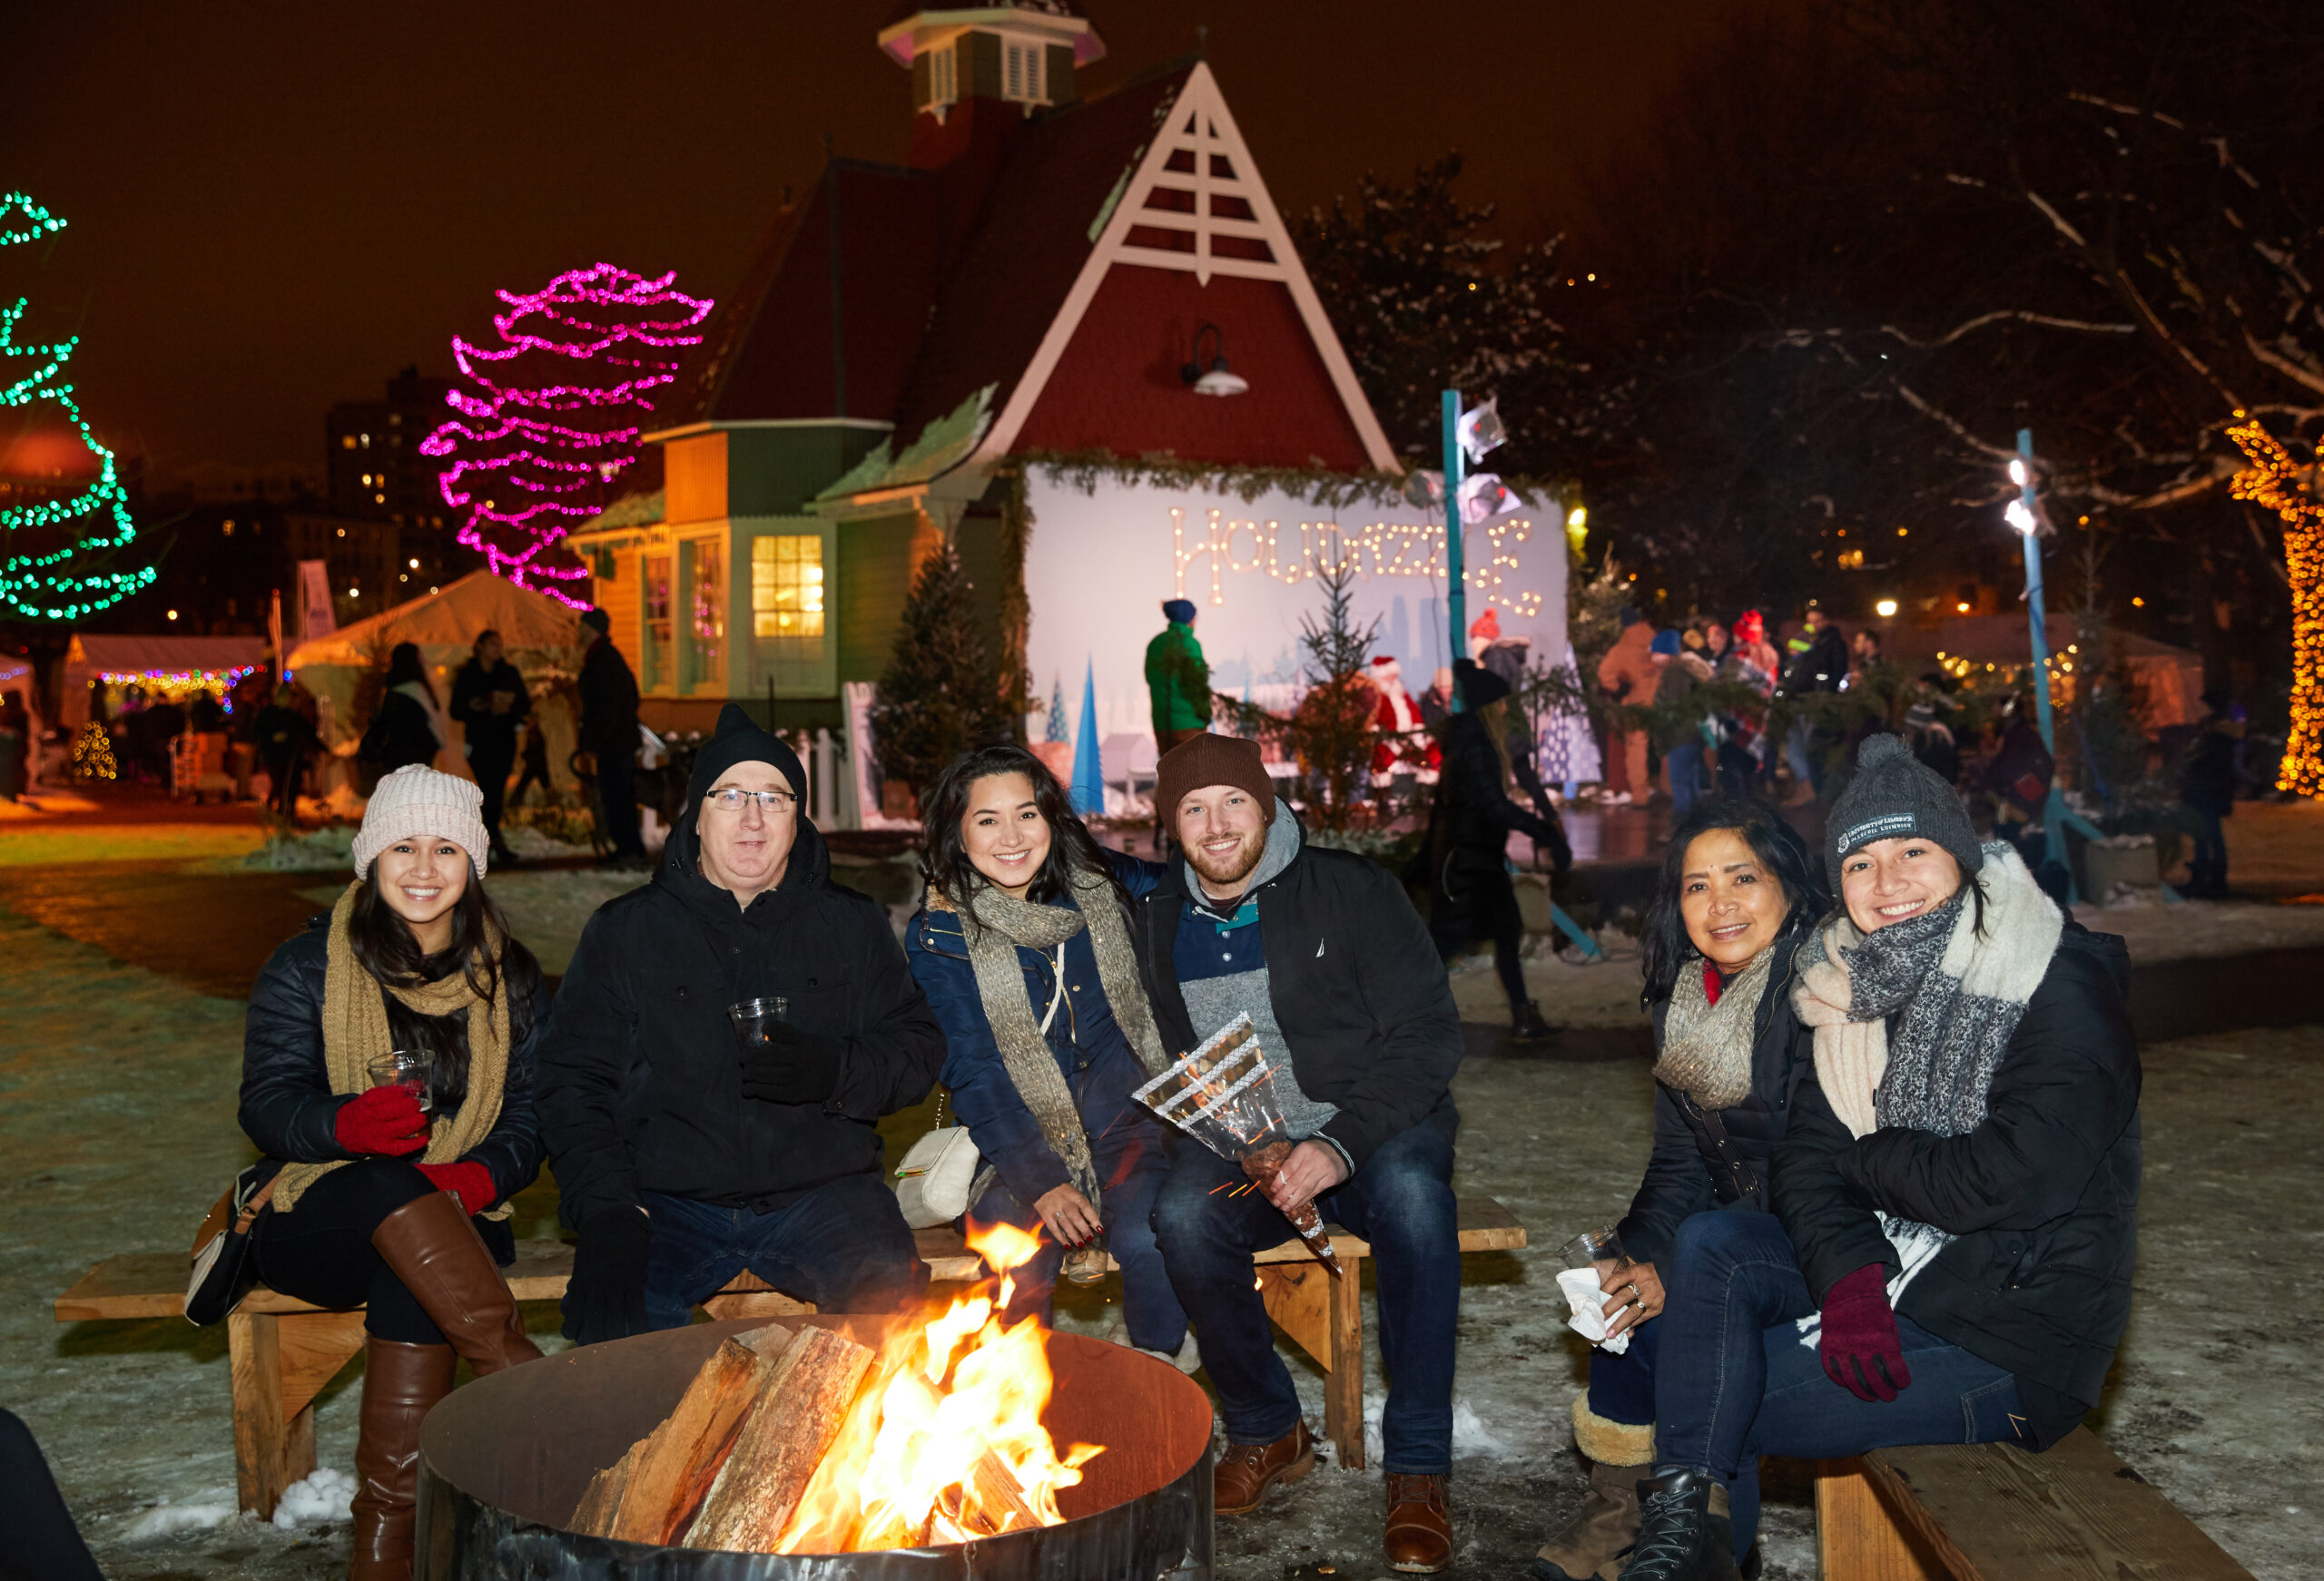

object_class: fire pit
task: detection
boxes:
[414,1314,1216,1579]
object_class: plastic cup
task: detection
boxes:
[1061,1242,1110,1286]
[728,997,790,1056]
[366,1050,434,1115]
[1562,1223,1630,1273]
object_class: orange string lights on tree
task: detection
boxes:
[2227,416,2324,799]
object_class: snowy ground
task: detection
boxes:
[1,891,2315,1579]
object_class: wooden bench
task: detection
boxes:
[1815,1429,2254,1580]
[55,1197,1523,1516]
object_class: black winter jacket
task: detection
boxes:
[361,689,439,774]
[449,657,531,759]
[576,636,640,758]
[1619,933,1815,1268]
[537,815,944,1227]
[1134,830,1463,1172]
[1773,923,2138,1444]
[238,923,548,1209]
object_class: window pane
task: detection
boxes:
[753,534,825,640]
[690,539,725,691]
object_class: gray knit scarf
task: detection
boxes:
[1652,945,1777,1111]
[948,867,1169,1210]
[1791,841,2063,1324]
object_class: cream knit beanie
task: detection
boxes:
[354,764,490,879]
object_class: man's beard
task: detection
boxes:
[1187,828,1265,891]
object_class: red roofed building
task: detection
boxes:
[568,3,1568,817]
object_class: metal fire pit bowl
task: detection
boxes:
[416,1314,1215,1580]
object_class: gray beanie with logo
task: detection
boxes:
[1826,733,1984,894]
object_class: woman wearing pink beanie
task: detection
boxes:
[233,764,549,1579]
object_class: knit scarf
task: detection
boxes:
[1790,841,2060,1321]
[272,883,515,1217]
[1652,945,1777,1111]
[942,866,1169,1210]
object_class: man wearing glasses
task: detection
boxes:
[541,703,946,1340]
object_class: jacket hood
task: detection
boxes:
[1180,795,1303,909]
[658,803,832,915]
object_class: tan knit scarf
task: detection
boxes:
[272,882,514,1218]
[937,864,1168,1212]
[1652,945,1776,1111]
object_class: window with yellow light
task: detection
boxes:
[753,535,825,640]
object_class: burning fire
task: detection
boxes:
[775,1221,1103,1551]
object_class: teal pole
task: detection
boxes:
[1443,389,1466,710]
[2015,429,2075,900]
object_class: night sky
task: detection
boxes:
[3,1,1737,486]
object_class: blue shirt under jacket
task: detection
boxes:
[904,850,1166,1207]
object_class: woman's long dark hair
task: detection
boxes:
[350,864,541,1103]
[1640,798,1828,1008]
[919,743,1127,927]
[385,642,436,705]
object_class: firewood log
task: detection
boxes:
[606,1323,793,1544]
[683,1325,876,1553]
[569,1438,643,1537]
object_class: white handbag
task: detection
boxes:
[894,946,1068,1229]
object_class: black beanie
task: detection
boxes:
[1826,732,1983,893]
[685,702,809,815]
[1453,657,1510,710]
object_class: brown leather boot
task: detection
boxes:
[350,1338,456,1581]
[1214,1419,1315,1515]
[371,1192,543,1376]
[1534,1457,1646,1579]
[1384,1472,1452,1573]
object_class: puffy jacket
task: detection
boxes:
[904,850,1165,1206]
[1144,622,1212,735]
[1597,622,1658,705]
[1619,932,1814,1268]
[1777,625,1848,697]
[1134,820,1462,1171]
[576,636,640,757]
[1773,923,2138,1445]
[537,814,944,1227]
[238,922,548,1209]
[449,657,531,758]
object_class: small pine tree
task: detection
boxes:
[871,541,1011,798]
[1046,674,1069,743]
[1286,559,1383,831]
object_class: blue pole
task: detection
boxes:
[2016,429,2076,901]
[1443,389,1466,710]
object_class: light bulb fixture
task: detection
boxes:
[1875,598,1898,617]
[2004,498,2036,535]
[1180,323,1247,397]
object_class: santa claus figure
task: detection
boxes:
[1368,655,1440,784]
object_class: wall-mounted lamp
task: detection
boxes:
[1181,323,1247,397]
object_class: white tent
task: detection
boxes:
[288,572,586,792]
[60,633,268,727]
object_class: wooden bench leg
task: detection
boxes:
[230,1309,369,1520]
[1322,1262,1364,1471]
[1817,1458,1942,1581]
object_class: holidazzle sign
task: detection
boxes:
[1169,506,1547,621]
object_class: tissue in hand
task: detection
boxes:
[1556,1265,1631,1354]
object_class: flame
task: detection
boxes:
[775,1219,1102,1552]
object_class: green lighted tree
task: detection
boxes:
[0,192,155,619]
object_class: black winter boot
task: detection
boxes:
[1510,1002,1559,1046]
[1621,1468,1740,1581]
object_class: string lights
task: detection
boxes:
[2228,415,2324,799]
[0,192,155,620]
[421,263,711,605]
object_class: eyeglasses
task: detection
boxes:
[708,788,798,814]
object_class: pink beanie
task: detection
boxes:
[353,765,490,880]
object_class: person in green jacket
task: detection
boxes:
[1146,599,1213,752]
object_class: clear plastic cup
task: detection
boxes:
[366,1049,435,1115]
[1562,1223,1630,1274]
[1061,1242,1109,1286]
[728,997,790,1056]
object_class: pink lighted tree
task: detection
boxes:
[422,263,712,601]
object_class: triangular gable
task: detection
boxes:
[972,62,1397,471]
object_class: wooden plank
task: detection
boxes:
[1817,1458,1943,1581]
[229,1311,298,1519]
[276,1310,368,1422]
[570,1439,644,1537]
[605,1324,793,1545]
[54,1252,192,1320]
[684,1326,877,1553]
[1258,1262,1332,1364]
[1323,1258,1364,1470]
[1863,1429,2256,1581]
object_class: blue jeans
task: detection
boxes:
[1153,1119,1460,1474]
[640,1172,929,1327]
[1667,742,1706,815]
[1654,1211,2024,1549]
[970,1111,1186,1352]
[1588,1310,1660,1428]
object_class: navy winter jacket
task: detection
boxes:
[238,921,548,1210]
[904,851,1165,1207]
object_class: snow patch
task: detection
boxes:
[123,1497,238,1540]
[1363,1395,1509,1463]
[271,1467,357,1529]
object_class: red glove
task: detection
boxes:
[334,1085,430,1156]
[417,1161,496,1216]
[1819,1262,1914,1402]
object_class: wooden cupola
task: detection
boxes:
[878,3,1105,170]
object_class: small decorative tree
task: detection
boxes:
[1046,674,1069,743]
[871,541,1014,800]
[1285,559,1383,831]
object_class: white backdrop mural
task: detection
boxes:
[1021,475,1570,757]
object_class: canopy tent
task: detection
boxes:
[61,634,269,728]
[286,571,586,795]
[1886,614,2207,732]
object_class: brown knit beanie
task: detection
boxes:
[1154,732,1274,830]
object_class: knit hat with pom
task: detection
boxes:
[354,764,490,880]
[1826,732,1983,894]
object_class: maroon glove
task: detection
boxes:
[334,1085,429,1157]
[417,1161,496,1216]
[1818,1262,1913,1402]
